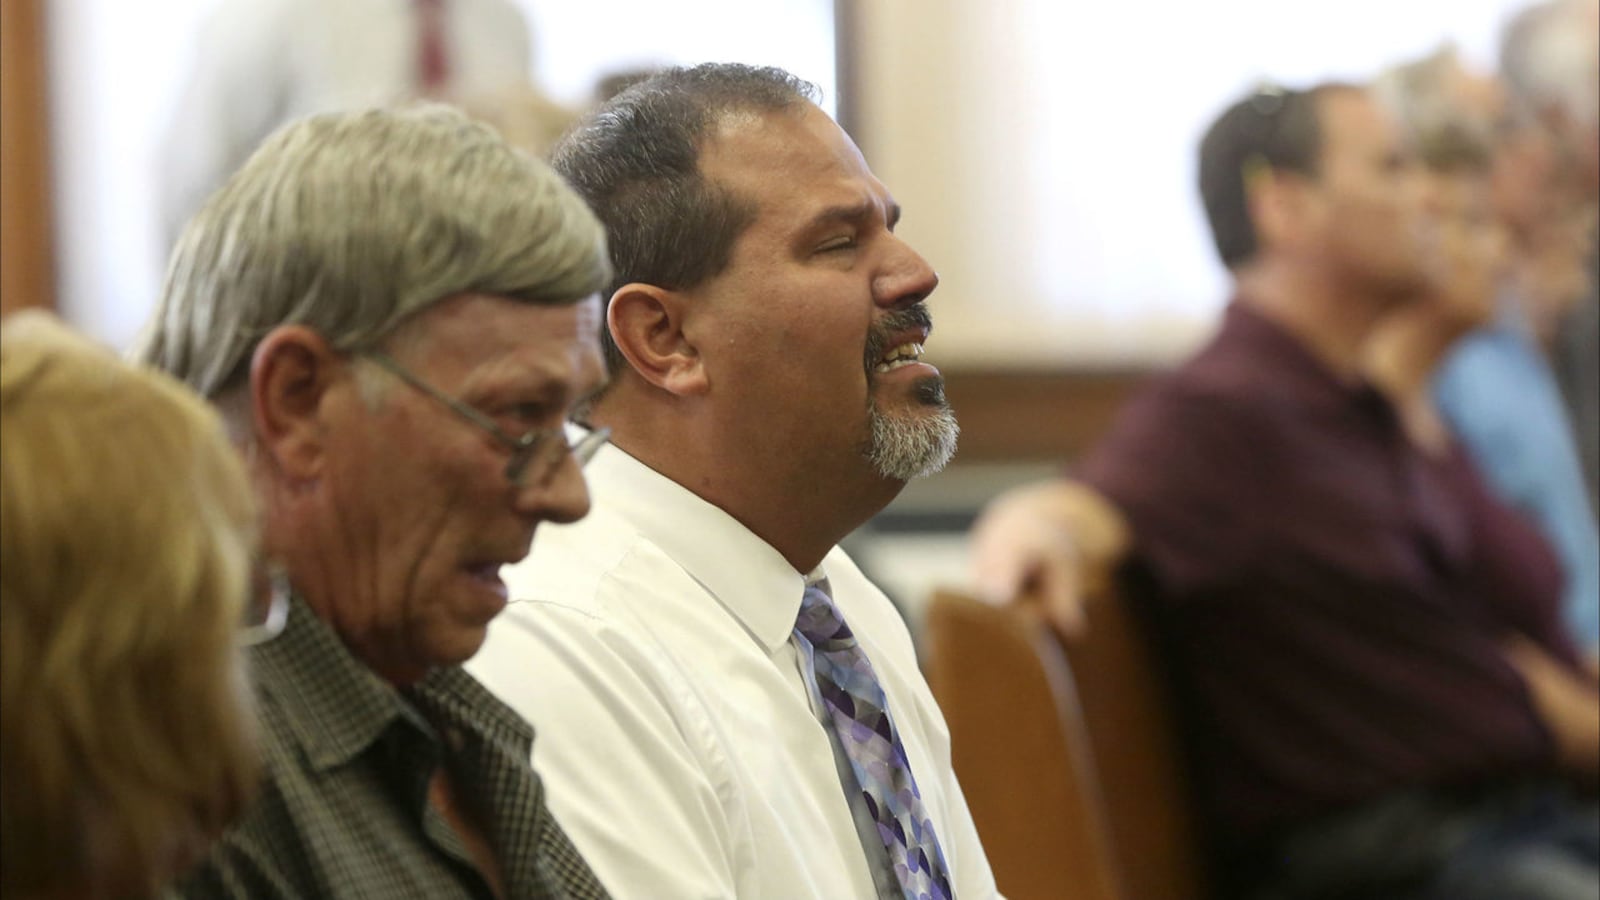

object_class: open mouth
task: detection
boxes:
[874,341,926,373]
[467,563,503,582]
[464,562,511,600]
[865,303,936,379]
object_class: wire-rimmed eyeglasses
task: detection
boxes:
[362,351,611,486]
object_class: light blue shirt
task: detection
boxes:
[1435,299,1600,654]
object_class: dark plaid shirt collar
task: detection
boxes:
[178,595,612,899]
[253,596,537,772]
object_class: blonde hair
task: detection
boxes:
[0,312,260,898]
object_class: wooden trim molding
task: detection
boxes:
[832,0,862,145]
[2,0,57,316]
[941,368,1153,464]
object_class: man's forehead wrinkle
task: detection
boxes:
[804,188,902,228]
[695,105,907,248]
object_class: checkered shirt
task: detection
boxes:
[172,597,610,899]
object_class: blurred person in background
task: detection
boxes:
[1489,0,1600,508]
[1422,4,1600,655]
[468,63,998,900]
[1368,50,1511,457]
[1,311,264,899]
[1532,0,1600,517]
[460,80,579,159]
[136,104,612,898]
[589,66,662,105]
[157,0,542,247]
[1488,0,1599,352]
[970,81,1599,899]
[461,68,678,163]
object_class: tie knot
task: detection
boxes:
[795,583,856,650]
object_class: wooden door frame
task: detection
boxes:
[2,0,57,316]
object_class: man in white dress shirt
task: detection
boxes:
[467,64,1001,899]
[157,0,534,248]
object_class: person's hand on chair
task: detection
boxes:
[968,479,1130,638]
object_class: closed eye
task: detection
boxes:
[499,401,557,430]
[816,236,858,253]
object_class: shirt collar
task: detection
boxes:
[1221,301,1390,413]
[575,427,813,654]
[250,595,425,771]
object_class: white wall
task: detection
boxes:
[49,0,1529,363]
[528,2,837,108]
[46,0,835,350]
[48,0,217,349]
[853,0,1533,367]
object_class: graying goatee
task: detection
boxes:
[861,302,956,480]
[865,375,958,481]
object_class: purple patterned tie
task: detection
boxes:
[795,584,954,900]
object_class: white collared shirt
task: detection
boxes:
[468,439,1000,899]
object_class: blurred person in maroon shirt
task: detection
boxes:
[969,82,1599,899]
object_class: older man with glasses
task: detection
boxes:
[136,104,614,899]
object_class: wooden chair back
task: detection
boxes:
[922,587,1205,900]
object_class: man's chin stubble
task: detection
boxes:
[863,375,959,481]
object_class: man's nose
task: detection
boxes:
[516,456,592,526]
[873,235,939,309]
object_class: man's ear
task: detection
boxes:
[248,325,343,481]
[1249,168,1313,252]
[607,283,709,397]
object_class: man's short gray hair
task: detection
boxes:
[1500,0,1600,127]
[135,104,611,399]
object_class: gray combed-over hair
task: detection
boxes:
[135,103,611,399]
